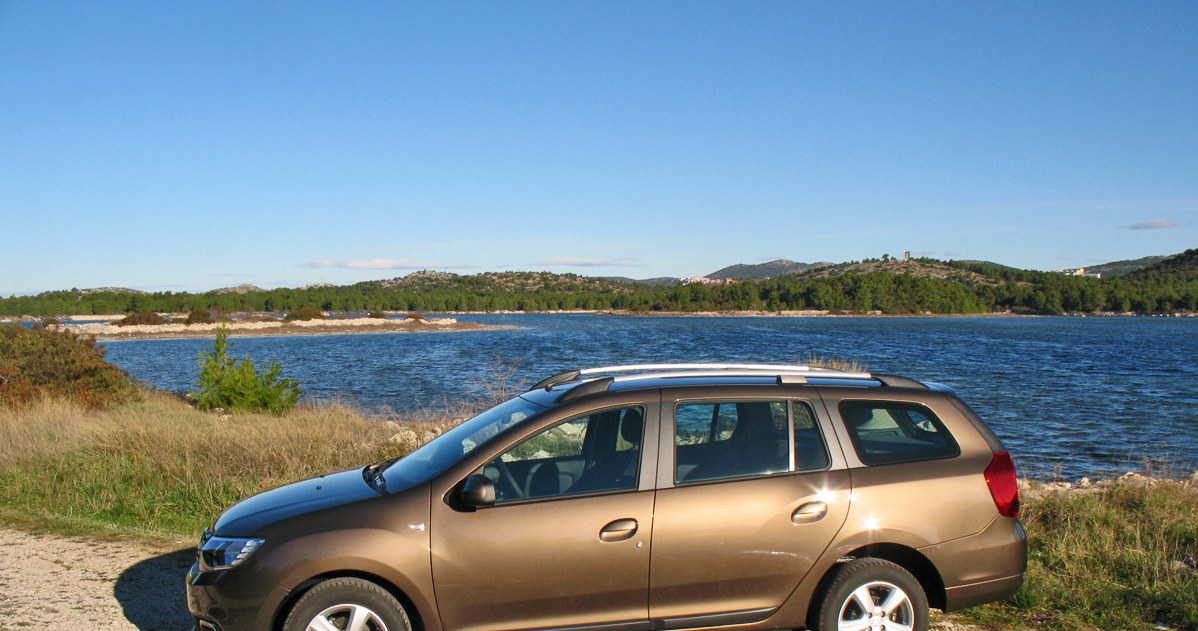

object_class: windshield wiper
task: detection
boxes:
[362,457,401,493]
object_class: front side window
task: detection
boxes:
[674,400,826,484]
[480,406,644,503]
[839,400,959,465]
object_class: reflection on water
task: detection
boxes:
[102,314,1198,480]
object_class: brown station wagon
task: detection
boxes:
[187,363,1026,631]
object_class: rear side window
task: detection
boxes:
[674,400,828,483]
[839,401,959,465]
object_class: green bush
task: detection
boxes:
[41,317,60,326]
[190,328,300,414]
[283,307,324,322]
[0,325,139,409]
[116,312,166,326]
[186,308,213,325]
[368,310,386,319]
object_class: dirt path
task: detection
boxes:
[0,526,995,631]
[0,528,195,630]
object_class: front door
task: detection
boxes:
[431,405,654,631]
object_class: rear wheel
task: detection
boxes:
[815,559,928,631]
[283,577,412,631]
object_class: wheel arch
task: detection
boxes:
[272,570,428,631]
[804,543,946,629]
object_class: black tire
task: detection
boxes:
[814,559,928,631]
[282,577,412,631]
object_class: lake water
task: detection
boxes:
[101,314,1198,480]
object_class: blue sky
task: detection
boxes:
[2,2,1195,294]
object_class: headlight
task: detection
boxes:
[198,530,265,571]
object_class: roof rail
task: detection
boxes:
[529,362,926,396]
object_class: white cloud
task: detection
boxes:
[308,258,442,270]
[1128,218,1177,230]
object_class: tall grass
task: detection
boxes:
[0,391,460,536]
[960,477,1198,630]
[796,354,869,372]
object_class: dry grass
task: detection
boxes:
[796,354,869,373]
[0,390,463,537]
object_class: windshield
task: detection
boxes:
[381,396,547,491]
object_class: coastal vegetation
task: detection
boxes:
[190,327,301,414]
[3,249,1196,318]
[0,325,139,409]
[966,476,1198,630]
[283,306,326,321]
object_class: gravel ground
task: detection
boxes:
[0,528,195,631]
[0,526,991,631]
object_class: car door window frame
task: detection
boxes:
[665,398,830,486]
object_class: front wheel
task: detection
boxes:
[283,577,412,631]
[814,559,928,631]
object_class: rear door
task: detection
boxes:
[648,394,851,624]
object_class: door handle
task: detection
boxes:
[599,518,638,543]
[791,502,828,525]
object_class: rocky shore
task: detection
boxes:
[53,316,515,341]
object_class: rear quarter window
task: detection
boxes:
[839,400,959,465]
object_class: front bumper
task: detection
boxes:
[186,561,291,631]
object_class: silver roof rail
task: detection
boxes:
[578,363,846,375]
[530,362,880,391]
[581,363,873,382]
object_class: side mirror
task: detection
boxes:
[459,474,496,508]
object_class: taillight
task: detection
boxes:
[984,451,1020,518]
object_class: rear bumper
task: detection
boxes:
[921,517,1027,611]
[944,573,1024,611]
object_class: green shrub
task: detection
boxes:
[368,310,387,319]
[41,317,60,326]
[0,325,139,409]
[404,313,427,321]
[115,312,166,326]
[190,328,300,414]
[283,307,324,322]
[186,308,213,325]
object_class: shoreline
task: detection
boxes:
[52,316,517,342]
[4,309,1191,335]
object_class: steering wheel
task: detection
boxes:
[491,460,525,500]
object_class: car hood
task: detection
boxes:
[214,467,382,536]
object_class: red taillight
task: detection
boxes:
[984,451,1020,518]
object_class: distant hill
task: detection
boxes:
[79,287,146,295]
[786,257,998,285]
[601,276,680,287]
[212,284,265,294]
[7,251,1197,317]
[1125,249,1198,279]
[954,259,1024,271]
[707,259,832,280]
[1088,255,1169,277]
[377,270,637,293]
